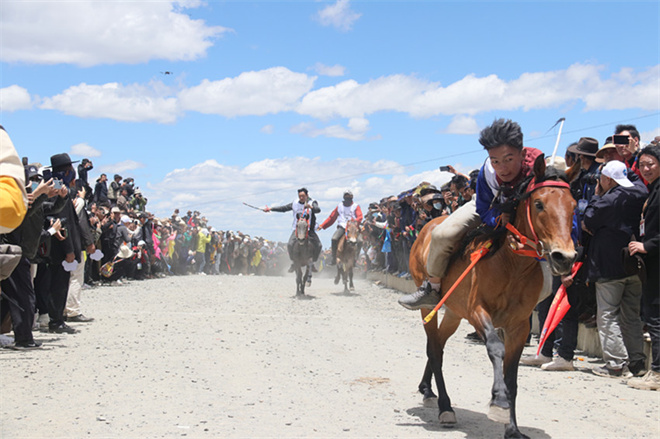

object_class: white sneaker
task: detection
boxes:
[520,354,552,366]
[541,357,574,371]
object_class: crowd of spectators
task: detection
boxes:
[0,129,291,349]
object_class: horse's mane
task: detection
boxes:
[449,167,569,264]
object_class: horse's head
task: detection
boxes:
[345,220,360,244]
[295,213,310,241]
[519,155,577,275]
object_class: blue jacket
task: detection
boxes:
[583,179,648,281]
[475,147,543,228]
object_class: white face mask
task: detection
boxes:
[433,202,443,210]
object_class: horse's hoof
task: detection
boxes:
[334,277,340,285]
[487,405,510,424]
[505,425,530,439]
[349,286,355,291]
[422,396,437,408]
[438,410,457,425]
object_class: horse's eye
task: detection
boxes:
[534,200,544,211]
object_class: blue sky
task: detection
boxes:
[1,0,658,244]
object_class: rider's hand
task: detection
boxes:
[560,274,574,288]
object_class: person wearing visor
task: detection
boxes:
[318,190,363,266]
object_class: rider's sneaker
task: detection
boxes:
[288,264,295,273]
[398,283,441,310]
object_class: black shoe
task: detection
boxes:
[398,283,441,310]
[288,264,295,273]
[67,314,95,323]
[629,360,648,377]
[311,264,318,273]
[7,341,43,350]
[48,323,77,334]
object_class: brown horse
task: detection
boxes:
[409,156,576,438]
[335,220,360,292]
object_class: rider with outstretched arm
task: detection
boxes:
[399,119,544,310]
[264,188,322,272]
[317,190,363,266]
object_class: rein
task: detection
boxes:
[505,179,570,259]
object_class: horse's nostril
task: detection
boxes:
[551,251,566,262]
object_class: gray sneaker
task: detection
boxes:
[398,284,441,310]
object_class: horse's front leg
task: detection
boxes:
[473,306,510,424]
[502,319,531,439]
[424,307,461,425]
[348,267,354,291]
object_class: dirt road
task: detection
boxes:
[1,274,657,438]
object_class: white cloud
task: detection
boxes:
[260,124,275,134]
[99,160,146,174]
[35,63,659,126]
[70,143,101,158]
[40,82,179,123]
[290,117,373,141]
[445,115,480,135]
[0,1,229,66]
[0,85,33,111]
[146,156,447,244]
[178,67,316,117]
[312,63,346,77]
[641,127,660,144]
[298,63,660,119]
[316,0,362,32]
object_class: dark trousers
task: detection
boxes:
[538,276,580,361]
[34,262,51,315]
[47,262,71,327]
[0,257,36,343]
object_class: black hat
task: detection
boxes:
[114,174,122,180]
[419,185,441,197]
[567,137,599,157]
[24,165,40,180]
[49,153,79,170]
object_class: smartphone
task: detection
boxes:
[53,178,63,189]
[30,181,39,192]
[22,157,28,166]
[439,166,451,172]
[42,169,52,181]
[613,134,629,145]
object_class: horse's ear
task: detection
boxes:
[533,154,546,181]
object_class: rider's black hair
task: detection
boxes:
[297,187,308,195]
[479,118,523,151]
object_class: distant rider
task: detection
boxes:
[265,188,322,272]
[318,190,363,265]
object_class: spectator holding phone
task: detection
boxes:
[614,124,645,182]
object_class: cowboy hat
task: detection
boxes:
[49,153,79,170]
[567,137,598,157]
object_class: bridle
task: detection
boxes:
[296,208,311,240]
[505,179,571,259]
